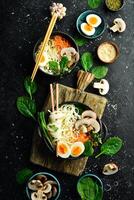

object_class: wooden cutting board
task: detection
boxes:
[30,83,107,176]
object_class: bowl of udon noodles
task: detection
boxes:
[33,32,79,77]
[38,102,107,159]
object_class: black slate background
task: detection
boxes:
[0,0,134,200]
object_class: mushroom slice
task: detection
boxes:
[82,110,97,119]
[44,180,57,186]
[75,118,100,133]
[31,190,47,200]
[35,175,47,184]
[52,186,58,197]
[93,79,109,95]
[46,191,53,199]
[43,183,52,194]
[61,47,76,60]
[103,163,119,175]
[110,18,126,33]
[28,180,43,191]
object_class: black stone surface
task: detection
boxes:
[0,0,134,199]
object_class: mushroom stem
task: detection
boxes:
[110,24,119,32]
[93,82,104,89]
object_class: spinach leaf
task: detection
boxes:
[91,66,108,79]
[81,52,93,72]
[95,184,103,200]
[96,136,123,158]
[24,76,37,99]
[83,141,94,156]
[17,96,36,120]
[74,37,87,47]
[38,112,53,147]
[77,177,103,200]
[16,168,33,185]
[77,177,95,200]
[49,61,59,73]
[88,0,102,9]
[60,56,69,73]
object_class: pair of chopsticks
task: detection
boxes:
[50,84,59,112]
[31,13,58,82]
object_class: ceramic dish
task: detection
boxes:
[97,41,120,63]
[38,102,107,160]
[33,31,79,77]
[76,10,106,39]
[77,173,103,199]
[105,0,125,12]
[26,172,61,200]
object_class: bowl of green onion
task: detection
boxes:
[105,0,125,11]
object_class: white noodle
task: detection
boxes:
[47,104,81,146]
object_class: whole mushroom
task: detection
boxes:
[93,79,109,95]
[110,18,126,33]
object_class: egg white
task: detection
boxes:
[38,52,48,67]
[81,22,95,36]
[86,14,102,27]
[71,142,85,157]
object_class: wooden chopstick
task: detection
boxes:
[56,84,59,111]
[50,84,55,112]
[50,83,59,112]
[31,13,58,81]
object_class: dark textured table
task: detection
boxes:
[0,0,134,199]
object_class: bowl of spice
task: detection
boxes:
[105,0,125,11]
[97,41,120,64]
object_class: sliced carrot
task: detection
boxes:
[77,132,91,143]
[53,35,71,54]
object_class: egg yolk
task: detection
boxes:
[84,23,93,31]
[88,17,97,25]
[58,144,68,154]
[72,146,81,156]
[40,55,45,63]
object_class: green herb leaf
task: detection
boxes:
[38,112,53,148]
[74,37,87,47]
[95,184,103,200]
[17,96,36,120]
[83,141,94,156]
[49,61,59,73]
[60,56,69,73]
[96,136,123,158]
[91,66,108,79]
[77,177,96,200]
[16,168,33,185]
[81,52,93,72]
[88,0,102,9]
[24,76,37,99]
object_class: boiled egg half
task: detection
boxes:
[81,22,95,36]
[38,52,48,67]
[57,141,71,158]
[71,142,85,157]
[86,14,102,27]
